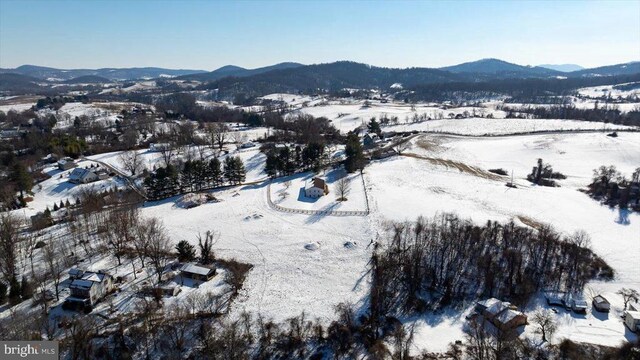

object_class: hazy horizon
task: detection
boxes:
[1,0,639,71]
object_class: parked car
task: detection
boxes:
[545,291,565,306]
[570,295,588,313]
[592,295,611,312]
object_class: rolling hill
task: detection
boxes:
[176,62,304,82]
[0,65,206,81]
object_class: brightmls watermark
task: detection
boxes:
[1,341,58,359]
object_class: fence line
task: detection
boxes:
[266,177,370,217]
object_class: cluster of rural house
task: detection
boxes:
[61,263,218,312]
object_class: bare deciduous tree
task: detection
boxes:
[617,288,639,310]
[532,309,557,343]
[42,239,73,301]
[206,122,229,151]
[197,230,219,265]
[119,150,144,176]
[143,217,172,284]
[159,142,176,167]
[336,177,351,202]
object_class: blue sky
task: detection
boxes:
[0,0,638,70]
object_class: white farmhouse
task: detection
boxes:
[69,168,99,184]
[305,177,329,198]
[67,270,114,306]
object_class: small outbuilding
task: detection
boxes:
[58,158,77,171]
[305,177,329,198]
[624,311,640,333]
[592,295,611,312]
[180,263,216,282]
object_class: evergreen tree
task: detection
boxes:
[53,203,59,211]
[60,200,65,209]
[11,163,33,196]
[20,276,33,300]
[175,240,196,262]
[8,276,20,305]
[345,131,366,173]
[223,156,246,185]
[233,157,246,184]
[265,153,279,178]
[302,142,325,171]
[367,117,382,137]
[180,161,196,192]
[208,158,223,187]
[0,281,6,304]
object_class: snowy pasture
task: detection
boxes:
[382,117,636,136]
[140,184,373,323]
[296,100,506,133]
[366,132,640,351]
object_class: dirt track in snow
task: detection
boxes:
[401,152,505,181]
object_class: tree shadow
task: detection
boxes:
[615,208,631,225]
[304,202,340,224]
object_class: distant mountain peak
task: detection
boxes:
[439,58,557,77]
[538,64,585,72]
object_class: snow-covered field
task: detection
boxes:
[382,117,636,135]
[141,184,373,322]
[578,83,640,98]
[296,101,506,133]
[366,132,640,351]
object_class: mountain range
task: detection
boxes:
[0,65,205,81]
[1,59,638,96]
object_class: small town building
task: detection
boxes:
[305,177,329,198]
[58,158,77,171]
[624,311,640,333]
[69,168,99,184]
[180,263,216,282]
[67,271,114,306]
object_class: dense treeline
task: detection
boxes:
[264,142,327,177]
[144,156,245,200]
[262,113,342,144]
[404,73,640,103]
[370,213,612,318]
[501,104,640,126]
